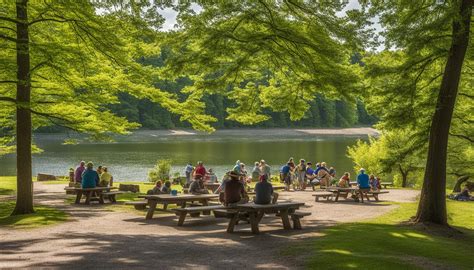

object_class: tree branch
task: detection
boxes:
[29,17,79,26]
[0,33,18,43]
[449,132,474,143]
[0,16,20,24]
[0,96,16,103]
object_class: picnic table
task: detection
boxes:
[138,194,219,219]
[381,182,394,189]
[64,186,118,205]
[204,182,221,192]
[226,202,306,234]
[326,187,360,202]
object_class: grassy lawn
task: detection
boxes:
[288,201,474,269]
[0,200,68,229]
[0,176,17,195]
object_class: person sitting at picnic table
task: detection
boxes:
[251,161,260,182]
[223,171,248,206]
[370,175,381,191]
[338,172,351,188]
[96,165,103,176]
[255,174,278,204]
[194,161,207,178]
[206,168,218,183]
[161,180,172,194]
[454,184,471,201]
[99,167,113,187]
[317,163,331,187]
[74,161,86,184]
[357,168,371,202]
[260,160,271,179]
[81,162,99,188]
[147,180,164,195]
[189,175,209,195]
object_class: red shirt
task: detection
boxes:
[194,165,206,177]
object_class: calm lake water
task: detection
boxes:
[0,129,369,181]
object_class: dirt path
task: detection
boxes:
[0,183,418,269]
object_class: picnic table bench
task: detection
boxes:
[326,187,390,202]
[138,194,219,219]
[381,182,394,189]
[173,205,225,226]
[312,191,334,201]
[225,202,306,234]
[367,190,390,201]
[103,191,125,203]
[64,186,118,205]
[125,200,148,210]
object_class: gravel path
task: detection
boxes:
[0,183,419,269]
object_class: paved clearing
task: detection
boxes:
[0,183,418,269]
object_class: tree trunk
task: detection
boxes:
[399,164,408,188]
[414,0,472,225]
[452,175,469,193]
[12,0,34,215]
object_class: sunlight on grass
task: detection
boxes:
[0,176,17,195]
[0,201,68,229]
[322,249,353,255]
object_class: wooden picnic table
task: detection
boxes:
[204,182,221,192]
[326,187,360,202]
[138,194,219,219]
[227,202,305,234]
[381,182,394,189]
[65,186,118,205]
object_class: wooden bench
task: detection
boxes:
[103,191,125,203]
[367,190,389,201]
[312,192,334,202]
[380,182,394,189]
[125,201,148,210]
[290,211,311,229]
[173,205,225,226]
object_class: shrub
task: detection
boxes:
[147,159,172,182]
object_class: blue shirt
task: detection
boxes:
[357,173,370,189]
[314,166,328,175]
[81,169,99,188]
[255,180,273,204]
[306,168,314,175]
[185,165,193,174]
[281,165,290,174]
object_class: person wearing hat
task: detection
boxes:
[223,171,248,206]
[194,161,207,179]
[356,168,371,202]
[189,174,209,195]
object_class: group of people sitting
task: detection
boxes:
[71,161,114,188]
[280,157,383,192]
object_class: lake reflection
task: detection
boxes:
[0,129,368,181]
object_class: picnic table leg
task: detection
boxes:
[84,191,92,205]
[334,191,341,202]
[164,203,169,210]
[280,209,292,230]
[249,211,260,234]
[227,211,240,233]
[373,194,379,201]
[98,191,105,204]
[359,190,364,203]
[201,199,211,215]
[75,190,83,204]
[177,212,187,226]
[257,211,265,223]
[146,200,158,220]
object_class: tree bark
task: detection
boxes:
[12,0,34,215]
[414,0,472,225]
[399,164,408,188]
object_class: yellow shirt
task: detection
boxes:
[100,172,112,186]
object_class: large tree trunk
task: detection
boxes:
[414,0,472,225]
[452,175,469,193]
[12,0,34,215]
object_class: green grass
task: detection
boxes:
[0,200,68,229]
[287,201,474,270]
[0,176,17,195]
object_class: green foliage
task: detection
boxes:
[287,201,474,269]
[147,159,172,182]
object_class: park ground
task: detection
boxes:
[0,177,473,269]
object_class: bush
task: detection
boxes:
[147,159,172,182]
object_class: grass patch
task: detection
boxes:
[0,200,68,229]
[288,201,474,269]
[0,176,17,195]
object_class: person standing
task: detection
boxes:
[185,163,193,185]
[260,160,271,180]
[74,161,86,184]
[194,161,207,178]
[296,159,307,190]
[357,168,371,203]
[280,162,292,191]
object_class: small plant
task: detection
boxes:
[147,159,172,183]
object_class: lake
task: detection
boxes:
[0,129,373,181]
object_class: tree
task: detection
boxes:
[163,1,368,129]
[363,0,473,225]
[0,0,211,215]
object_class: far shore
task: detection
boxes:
[151,127,380,136]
